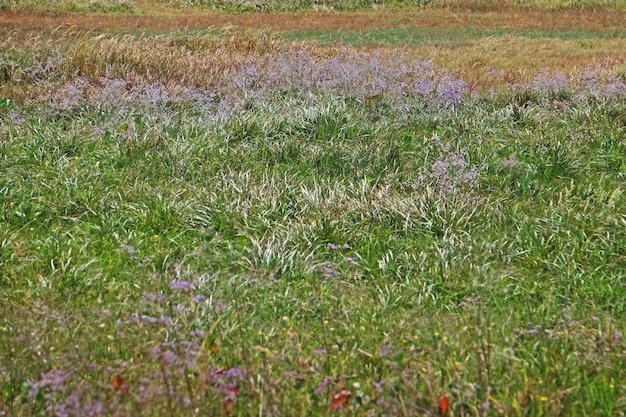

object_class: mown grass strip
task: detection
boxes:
[282,27,626,47]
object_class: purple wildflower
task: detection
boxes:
[314,377,331,395]
[190,329,205,338]
[224,367,246,381]
[373,380,384,393]
[51,77,90,112]
[222,385,239,401]
[436,76,468,107]
[161,350,177,367]
[191,294,207,304]
[322,261,340,279]
[212,300,227,312]
[172,304,187,313]
[142,291,165,304]
[312,349,327,357]
[22,49,63,81]
[169,280,193,291]
[124,245,137,256]
[8,109,22,125]
[379,344,392,358]
[140,315,158,324]
[603,76,626,98]
[23,381,38,397]
[37,368,73,389]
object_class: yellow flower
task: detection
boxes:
[540,396,548,402]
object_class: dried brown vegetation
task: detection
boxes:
[1,7,625,96]
[0,8,624,32]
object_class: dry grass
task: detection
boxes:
[0,28,282,100]
[2,32,624,101]
[0,8,624,32]
[1,7,624,96]
[416,37,626,91]
[65,29,279,85]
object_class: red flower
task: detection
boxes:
[330,390,352,411]
[113,374,124,390]
[438,395,449,415]
[113,374,129,397]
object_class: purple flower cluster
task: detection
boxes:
[7,109,22,125]
[207,367,247,400]
[21,282,231,416]
[313,376,332,396]
[525,69,570,97]
[321,261,340,279]
[20,45,625,125]
[39,76,218,115]
[417,135,485,201]
[226,48,469,109]
[169,280,193,291]
[510,69,626,102]
[328,243,350,250]
[21,50,64,82]
[320,242,358,280]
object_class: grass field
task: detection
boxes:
[1,2,626,416]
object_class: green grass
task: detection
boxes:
[282,27,626,47]
[0,0,137,14]
[0,28,625,417]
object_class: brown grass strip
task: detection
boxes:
[0,9,624,33]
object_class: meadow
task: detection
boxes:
[1,1,626,416]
